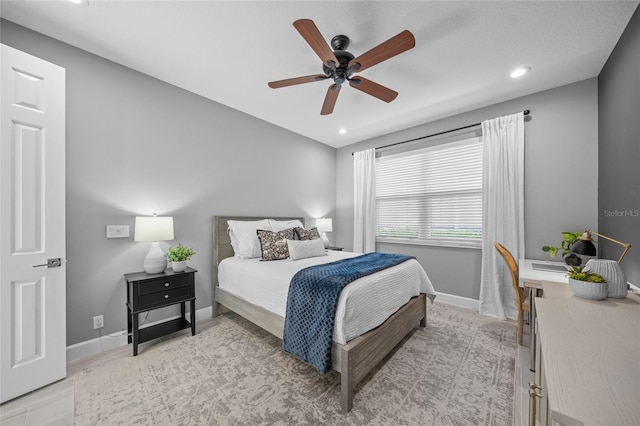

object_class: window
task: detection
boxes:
[375,136,483,248]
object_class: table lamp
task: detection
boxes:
[134,215,174,273]
[571,229,632,263]
[316,217,333,248]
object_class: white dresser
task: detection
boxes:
[532,281,640,425]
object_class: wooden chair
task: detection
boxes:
[494,242,529,345]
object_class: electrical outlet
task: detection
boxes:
[93,315,104,329]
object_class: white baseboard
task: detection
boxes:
[67,294,477,363]
[434,292,480,312]
[66,306,213,363]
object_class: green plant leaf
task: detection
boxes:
[566,265,606,283]
[166,244,196,262]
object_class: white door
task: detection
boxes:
[0,44,66,403]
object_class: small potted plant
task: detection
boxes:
[542,231,582,265]
[166,244,196,272]
[566,265,607,300]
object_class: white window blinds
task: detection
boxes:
[376,136,483,248]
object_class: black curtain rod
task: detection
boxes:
[352,109,530,155]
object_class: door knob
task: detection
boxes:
[33,258,62,268]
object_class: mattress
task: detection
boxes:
[218,250,436,344]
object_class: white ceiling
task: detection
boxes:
[1,1,637,148]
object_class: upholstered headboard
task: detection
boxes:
[211,216,305,308]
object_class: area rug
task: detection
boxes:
[73,303,516,425]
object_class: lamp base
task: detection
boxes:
[320,232,330,248]
[143,241,167,274]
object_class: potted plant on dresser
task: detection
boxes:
[566,265,607,300]
[166,244,196,272]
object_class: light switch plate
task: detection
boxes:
[106,225,129,238]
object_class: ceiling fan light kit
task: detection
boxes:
[268,19,415,115]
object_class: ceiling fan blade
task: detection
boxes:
[268,74,328,89]
[321,84,341,115]
[293,19,340,69]
[349,77,398,103]
[348,30,415,73]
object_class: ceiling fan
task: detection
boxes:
[268,19,416,115]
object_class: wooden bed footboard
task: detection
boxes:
[212,216,427,412]
[332,293,426,411]
[215,288,426,411]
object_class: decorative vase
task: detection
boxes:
[171,261,187,272]
[568,278,608,300]
[584,259,628,298]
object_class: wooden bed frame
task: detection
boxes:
[211,216,426,412]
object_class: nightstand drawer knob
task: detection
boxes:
[165,282,170,287]
[164,294,169,299]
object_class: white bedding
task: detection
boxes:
[218,250,436,344]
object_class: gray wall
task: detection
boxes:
[2,13,619,342]
[337,79,599,300]
[1,20,337,345]
[598,6,640,286]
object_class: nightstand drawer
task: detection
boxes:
[138,275,191,295]
[138,286,192,310]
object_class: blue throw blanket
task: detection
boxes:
[282,252,415,375]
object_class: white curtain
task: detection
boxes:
[479,113,525,320]
[353,148,376,253]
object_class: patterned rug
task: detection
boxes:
[73,303,516,425]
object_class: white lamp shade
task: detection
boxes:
[316,218,333,233]
[134,216,174,242]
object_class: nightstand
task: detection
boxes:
[326,246,344,251]
[125,267,197,356]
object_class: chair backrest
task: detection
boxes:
[494,242,526,308]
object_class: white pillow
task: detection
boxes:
[268,219,304,232]
[228,219,271,259]
[287,238,327,261]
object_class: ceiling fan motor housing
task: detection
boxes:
[323,48,355,84]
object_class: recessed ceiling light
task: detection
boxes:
[68,0,89,6]
[339,129,347,135]
[510,67,531,78]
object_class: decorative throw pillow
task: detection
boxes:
[257,228,295,261]
[287,238,327,261]
[295,227,320,240]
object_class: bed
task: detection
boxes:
[211,216,435,411]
